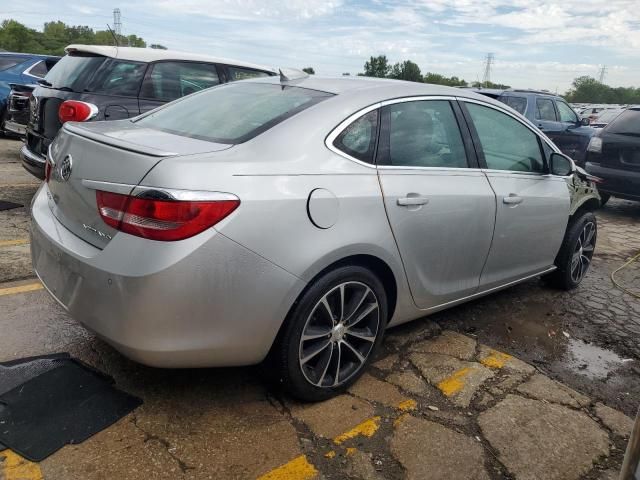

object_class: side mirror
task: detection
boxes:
[580,117,590,126]
[549,152,576,176]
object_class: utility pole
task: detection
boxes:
[482,53,494,87]
[113,8,122,38]
[598,65,607,84]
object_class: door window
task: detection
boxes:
[227,66,270,81]
[383,100,468,168]
[535,98,557,121]
[466,102,545,173]
[333,110,378,164]
[556,101,578,123]
[141,62,220,102]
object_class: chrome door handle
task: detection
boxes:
[503,194,523,205]
[397,196,429,206]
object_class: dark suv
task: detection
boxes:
[473,88,594,164]
[584,106,640,204]
[21,44,275,178]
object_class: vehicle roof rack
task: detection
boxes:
[510,88,555,96]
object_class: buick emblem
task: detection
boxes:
[59,154,73,182]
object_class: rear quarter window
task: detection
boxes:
[499,95,527,115]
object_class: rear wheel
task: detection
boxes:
[271,265,387,401]
[544,212,597,290]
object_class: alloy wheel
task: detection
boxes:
[570,221,596,283]
[298,281,380,388]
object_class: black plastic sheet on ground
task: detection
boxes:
[0,353,142,461]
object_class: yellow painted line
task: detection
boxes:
[1,450,43,480]
[324,450,336,459]
[0,282,43,297]
[480,349,513,369]
[394,413,409,427]
[0,239,29,247]
[437,367,472,396]
[333,416,381,445]
[345,447,357,456]
[257,455,317,480]
[397,399,417,412]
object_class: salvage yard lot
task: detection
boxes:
[0,137,639,479]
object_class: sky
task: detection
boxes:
[3,0,640,92]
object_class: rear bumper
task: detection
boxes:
[30,184,306,367]
[4,120,26,136]
[586,162,640,201]
[20,145,45,180]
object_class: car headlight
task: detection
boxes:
[587,136,602,153]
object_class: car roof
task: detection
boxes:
[248,75,506,105]
[64,44,275,73]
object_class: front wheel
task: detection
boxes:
[544,212,597,290]
[271,265,388,401]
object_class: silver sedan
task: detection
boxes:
[31,75,600,401]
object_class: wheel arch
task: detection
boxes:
[570,196,600,222]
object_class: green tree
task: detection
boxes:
[389,60,422,82]
[302,67,315,74]
[424,72,467,87]
[562,76,640,104]
[362,55,390,78]
[0,20,43,53]
[471,80,511,89]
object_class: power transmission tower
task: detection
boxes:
[113,8,122,37]
[482,53,494,87]
[598,65,607,83]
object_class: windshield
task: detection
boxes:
[43,53,106,91]
[606,109,640,135]
[135,82,333,144]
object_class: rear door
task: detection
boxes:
[138,61,222,114]
[534,97,561,139]
[461,100,570,289]
[376,98,496,308]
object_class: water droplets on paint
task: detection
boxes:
[564,338,626,379]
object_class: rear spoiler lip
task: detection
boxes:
[63,123,179,157]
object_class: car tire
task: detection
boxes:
[599,193,611,207]
[270,265,388,401]
[544,212,597,290]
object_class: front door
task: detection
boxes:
[377,99,496,309]
[461,101,570,289]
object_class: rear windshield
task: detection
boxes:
[0,56,28,71]
[606,109,640,135]
[135,82,333,144]
[44,53,107,91]
[499,95,527,115]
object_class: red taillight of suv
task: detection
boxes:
[58,100,99,124]
[96,190,240,241]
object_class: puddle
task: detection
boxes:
[563,338,627,379]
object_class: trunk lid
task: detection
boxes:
[47,121,232,248]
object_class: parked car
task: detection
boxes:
[473,88,594,165]
[589,108,625,129]
[0,53,59,134]
[4,83,36,136]
[584,106,640,204]
[21,44,276,179]
[31,76,600,401]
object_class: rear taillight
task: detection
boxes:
[58,100,98,124]
[96,190,240,241]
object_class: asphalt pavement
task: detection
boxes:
[0,137,638,480]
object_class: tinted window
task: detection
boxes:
[86,58,146,97]
[466,103,544,173]
[557,101,578,123]
[141,62,220,101]
[26,61,48,78]
[0,57,28,71]
[136,82,332,144]
[44,54,106,91]
[333,110,378,163]
[535,98,557,121]
[607,109,640,135]
[384,100,467,168]
[228,66,270,81]
[499,96,527,115]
